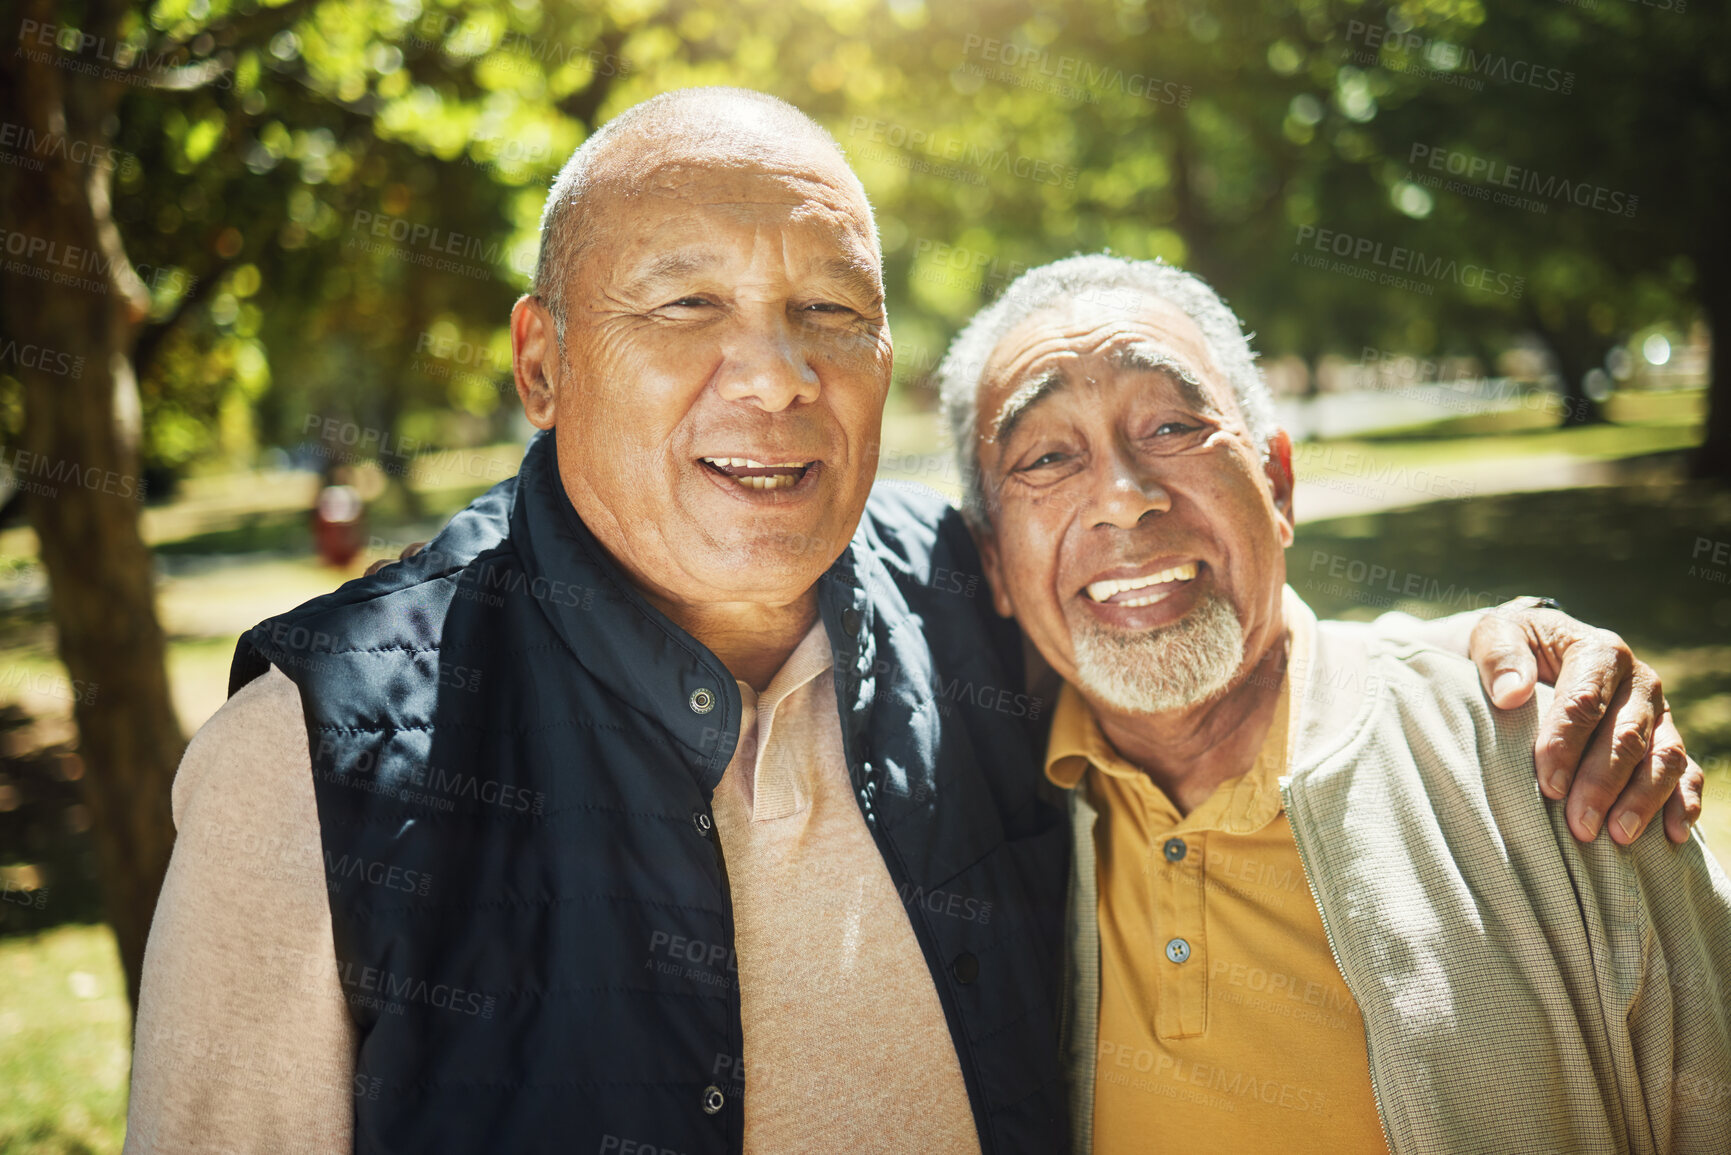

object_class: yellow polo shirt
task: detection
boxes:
[1046,609,1387,1152]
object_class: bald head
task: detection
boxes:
[533,88,879,341]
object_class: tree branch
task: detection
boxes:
[141,57,232,90]
[130,252,243,382]
[554,27,630,128]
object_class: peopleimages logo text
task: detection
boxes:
[1408,144,1637,218]
[1291,226,1524,299]
[847,118,1079,189]
[1345,21,1575,93]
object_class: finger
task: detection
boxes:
[1470,612,1540,710]
[1604,706,1689,846]
[364,541,427,578]
[1565,664,1659,840]
[1664,753,1704,845]
[1534,631,1629,804]
[1558,678,1632,839]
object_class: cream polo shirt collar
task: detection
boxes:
[730,617,836,822]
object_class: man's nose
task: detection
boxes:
[1085,443,1172,530]
[713,314,821,413]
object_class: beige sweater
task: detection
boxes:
[125,620,978,1154]
[125,666,356,1154]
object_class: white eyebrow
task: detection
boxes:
[988,370,1063,445]
[987,340,1210,445]
[1112,341,1207,396]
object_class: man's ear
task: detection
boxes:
[1265,428,1295,547]
[976,524,1017,619]
[512,295,560,429]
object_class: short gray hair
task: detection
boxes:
[533,87,873,344]
[935,253,1275,528]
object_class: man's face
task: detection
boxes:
[520,148,890,610]
[973,291,1295,715]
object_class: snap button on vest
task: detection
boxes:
[952,952,979,984]
[701,1085,725,1115]
[692,811,713,837]
[688,687,716,714]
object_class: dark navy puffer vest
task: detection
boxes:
[230,430,1069,1154]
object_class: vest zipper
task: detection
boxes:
[1278,776,1396,1155]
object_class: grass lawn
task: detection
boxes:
[0,926,129,1154]
[1300,387,1705,467]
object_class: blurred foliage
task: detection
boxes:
[0,708,105,941]
[11,0,1717,475]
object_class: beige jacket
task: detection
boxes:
[1062,595,1731,1154]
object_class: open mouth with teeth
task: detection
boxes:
[1084,561,1200,607]
[700,457,816,492]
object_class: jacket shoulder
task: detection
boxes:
[1368,636,1541,790]
[860,481,980,587]
[230,469,520,695]
[1299,622,1541,813]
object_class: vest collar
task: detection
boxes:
[508,430,876,793]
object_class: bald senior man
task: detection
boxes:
[125,89,1703,1155]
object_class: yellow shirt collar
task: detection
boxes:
[1043,586,1314,835]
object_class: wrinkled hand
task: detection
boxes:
[1468,599,1701,846]
[364,540,426,577]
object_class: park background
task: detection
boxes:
[1,0,1728,1147]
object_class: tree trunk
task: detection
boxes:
[1544,336,1609,428]
[2,0,185,1011]
[1697,277,1731,482]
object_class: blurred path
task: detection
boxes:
[1295,450,1681,523]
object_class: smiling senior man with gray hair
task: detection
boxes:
[127,87,1704,1155]
[942,253,1731,1153]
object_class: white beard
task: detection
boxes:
[1071,590,1245,715]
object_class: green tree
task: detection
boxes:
[0,0,622,1004]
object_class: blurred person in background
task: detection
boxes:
[311,468,366,568]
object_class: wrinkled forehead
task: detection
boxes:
[591,118,877,231]
[975,293,1229,440]
[578,152,882,287]
[652,160,874,234]
[985,293,1216,385]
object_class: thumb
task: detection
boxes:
[1469,612,1538,709]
